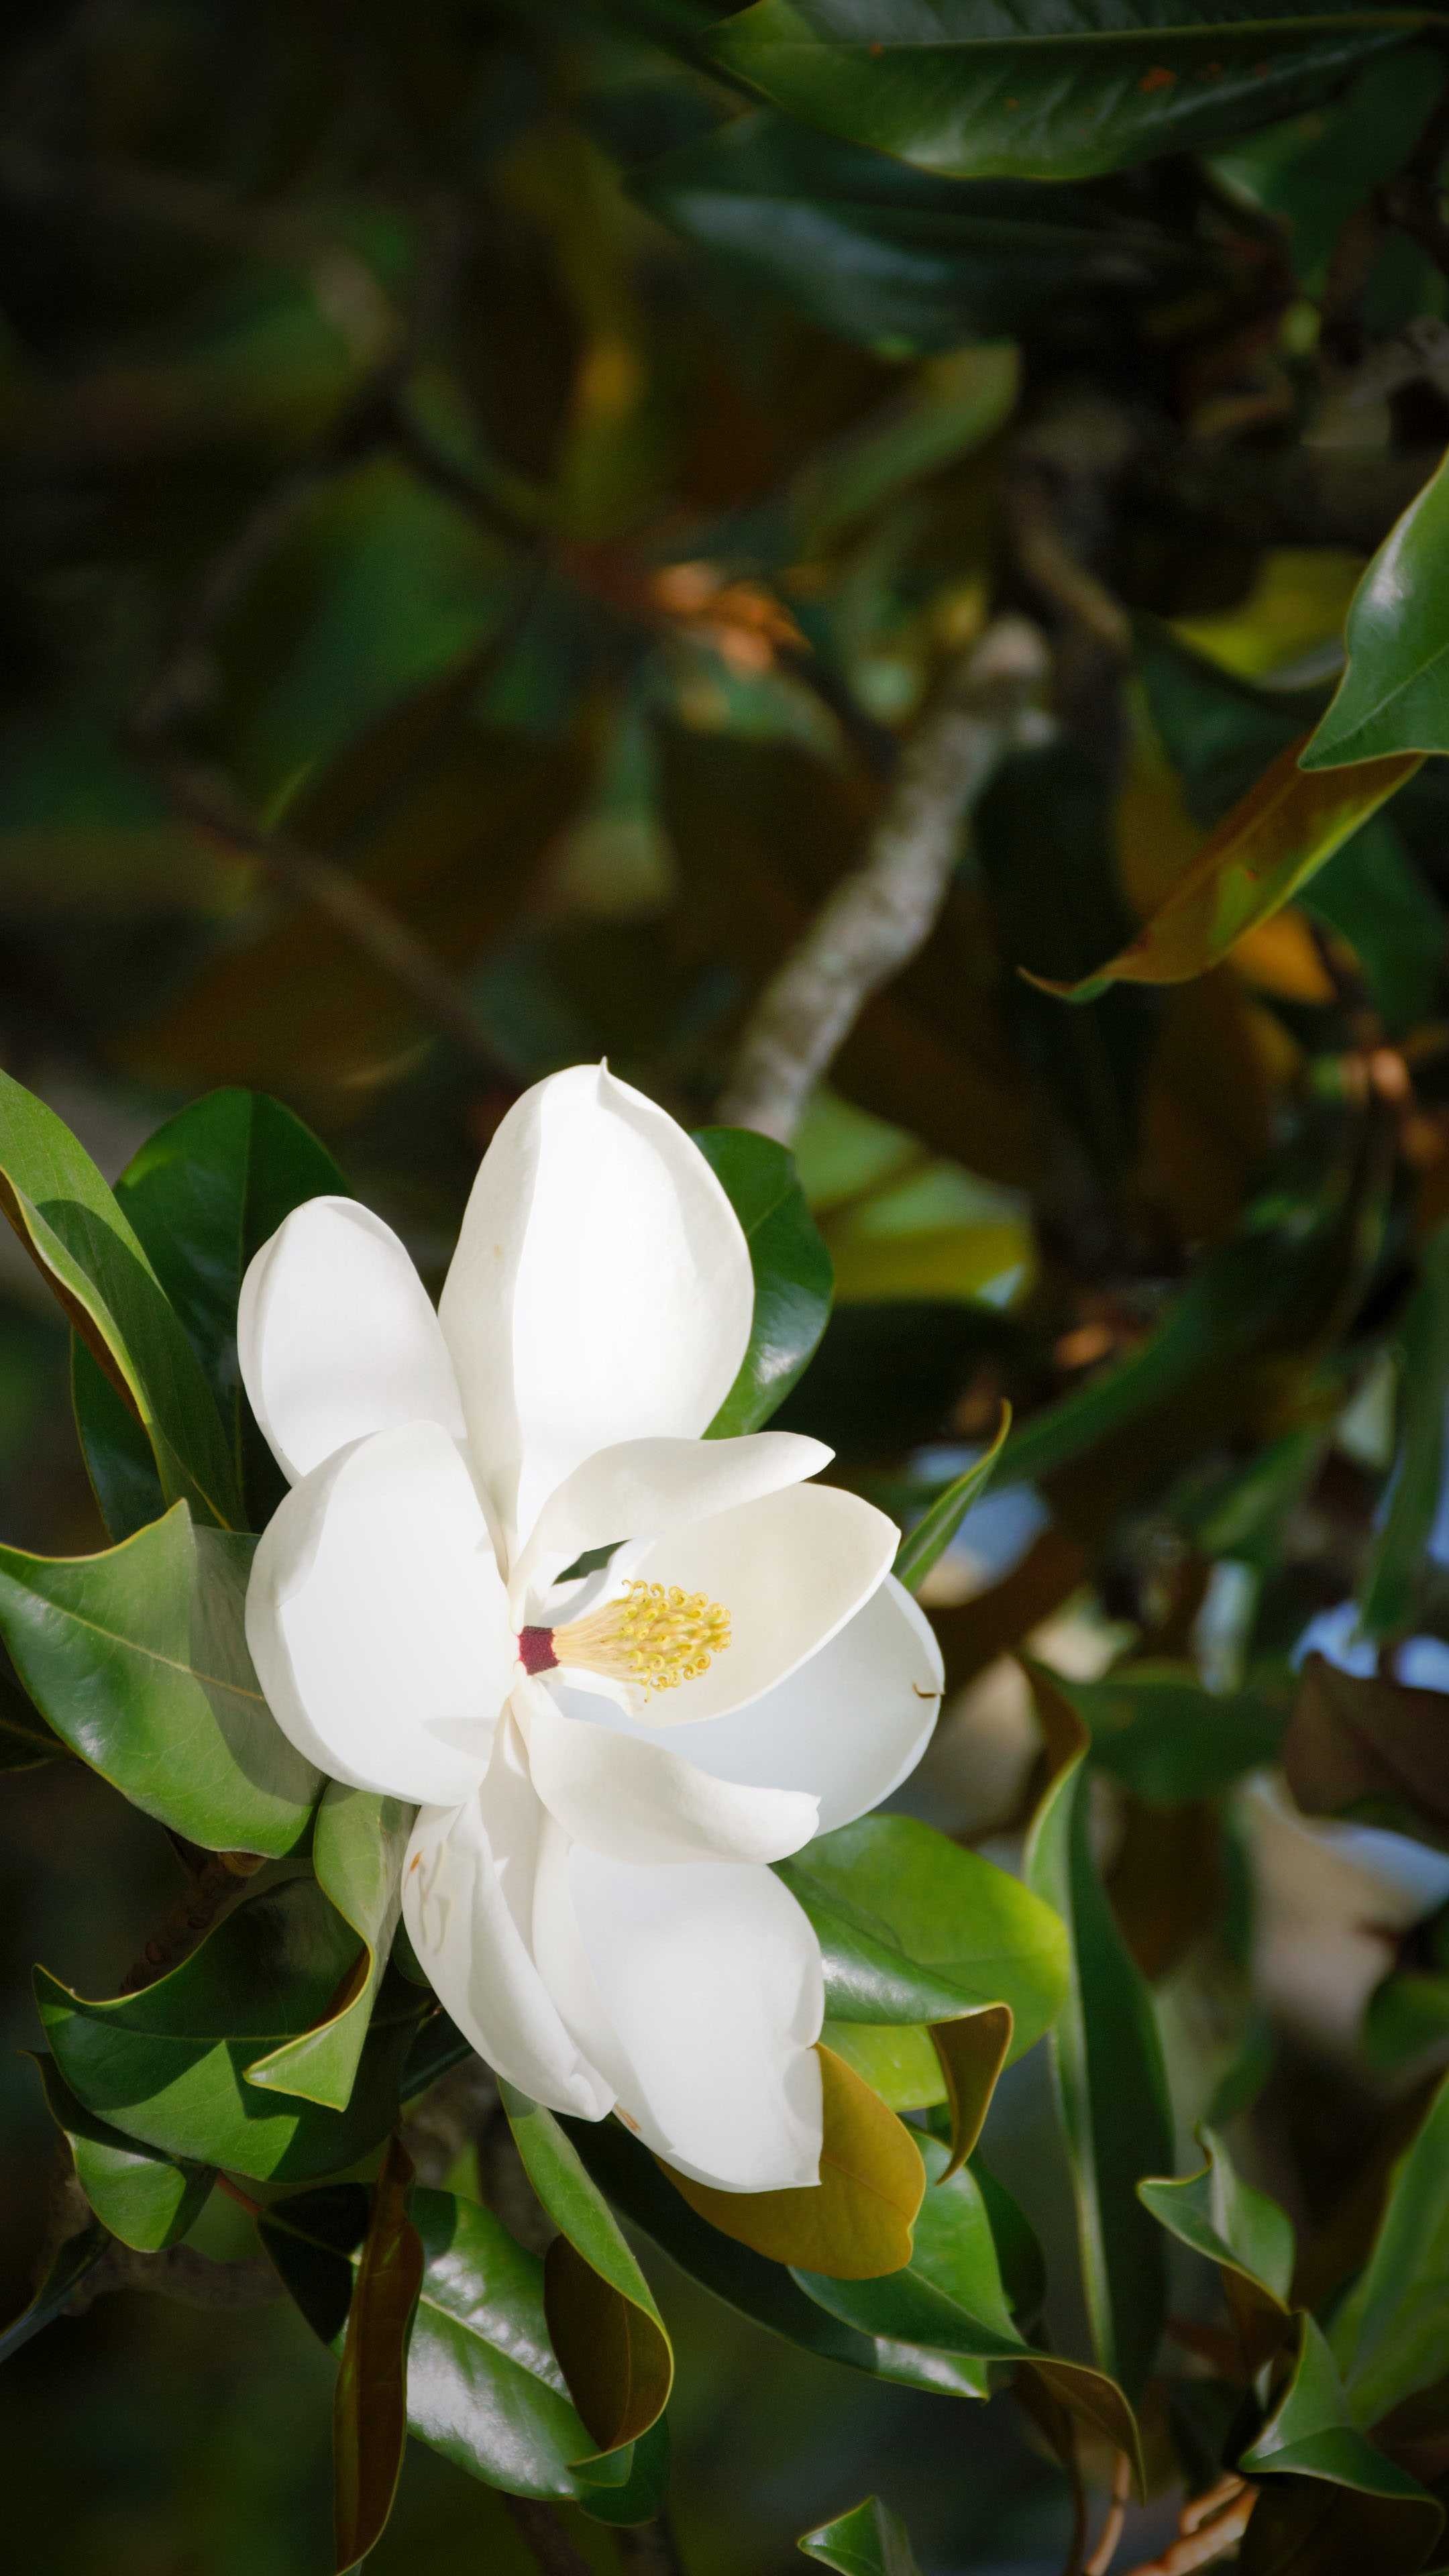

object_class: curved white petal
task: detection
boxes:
[512,1430,832,1611]
[403,1734,614,2121]
[614,1481,898,1726]
[558,1575,943,1834]
[557,1849,824,2191]
[517,1677,818,1866]
[246,1421,511,1805]
[439,1065,754,1552]
[239,1197,464,1486]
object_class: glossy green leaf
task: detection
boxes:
[74,1089,347,1538]
[1303,447,1449,769]
[708,0,1421,185]
[31,2053,213,2255]
[575,2417,672,2528]
[800,2496,922,2576]
[1138,2126,1293,2369]
[696,1128,833,1435]
[1360,1226,1449,1640]
[894,1405,1010,1594]
[797,2133,1144,2475]
[71,1346,166,1546]
[637,109,1204,353]
[500,2085,673,2459]
[0,1069,241,1528]
[0,2219,107,2367]
[0,1503,318,1857]
[1030,735,1420,999]
[1240,2316,1444,2573]
[261,2182,592,2502]
[563,2114,990,2401]
[333,2136,424,2575]
[1023,1666,1172,2403]
[248,1786,412,2111]
[36,1876,421,2184]
[1330,2071,1449,2430]
[780,1814,1069,2061]
[1052,1660,1285,1802]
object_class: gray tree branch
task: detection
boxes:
[716,616,1053,1145]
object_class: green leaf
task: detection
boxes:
[708,0,1421,185]
[1360,1226,1449,1641]
[1303,448,1449,768]
[31,2053,212,2254]
[333,2136,425,2575]
[0,1503,318,1857]
[0,1069,242,1529]
[36,1875,421,2184]
[575,2418,672,2529]
[563,2114,991,2400]
[1240,2316,1444,2573]
[800,2496,922,2576]
[695,1128,833,1434]
[247,1786,412,2111]
[74,1089,347,1538]
[0,2218,107,2367]
[71,1346,166,1546]
[780,1814,1069,2061]
[1023,1665,1172,2403]
[1138,2125,1294,2370]
[1029,735,1421,998]
[1055,1660,1285,1803]
[797,2132,1144,2475]
[500,2085,674,2460]
[894,1406,1010,1595]
[635,108,1204,353]
[261,2183,592,2500]
[1330,2072,1449,2430]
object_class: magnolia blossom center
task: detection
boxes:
[519,1578,732,1700]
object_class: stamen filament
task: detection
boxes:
[549,1579,731,1700]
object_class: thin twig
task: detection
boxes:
[1118,2483,1254,2576]
[502,2496,595,2576]
[64,2241,283,2316]
[615,2512,688,2576]
[1084,2452,1134,2575]
[716,616,1053,1143]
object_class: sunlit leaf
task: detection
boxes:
[246,1784,413,2112]
[696,1127,834,1434]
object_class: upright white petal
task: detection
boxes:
[614,1481,898,1725]
[403,1729,614,2121]
[512,1430,831,1610]
[246,1421,511,1805]
[517,1678,818,1867]
[240,1197,464,1486]
[551,1849,824,2192]
[555,1576,943,1835]
[439,1065,754,1550]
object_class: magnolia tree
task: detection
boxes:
[13,1,1449,2574]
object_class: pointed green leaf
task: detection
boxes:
[800,2496,922,2576]
[696,1128,833,1435]
[894,1407,1010,1595]
[1330,2071,1449,2430]
[0,1070,241,1528]
[31,2053,213,2253]
[36,1876,421,2184]
[0,1503,318,1856]
[261,2183,592,2500]
[1023,1665,1172,2403]
[1240,2316,1443,2573]
[501,2086,672,2463]
[709,0,1423,185]
[1139,2126,1294,2369]
[248,1786,412,2111]
[1064,1661,1285,1804]
[1303,447,1449,769]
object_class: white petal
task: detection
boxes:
[568,1851,824,2191]
[512,1430,832,1610]
[240,1197,464,1486]
[402,1736,613,2121]
[246,1421,512,1805]
[558,1576,943,1834]
[439,1065,754,1551]
[615,1481,898,1726]
[517,1676,818,1866]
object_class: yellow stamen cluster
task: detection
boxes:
[553,1580,732,1699]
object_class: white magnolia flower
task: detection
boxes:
[240,1064,942,2192]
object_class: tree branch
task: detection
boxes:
[502,2496,596,2576]
[1118,2480,1254,2575]
[716,616,1053,1144]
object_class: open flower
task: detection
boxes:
[241,1065,942,2191]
